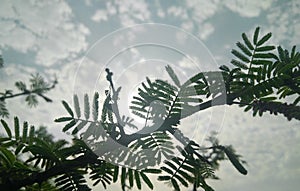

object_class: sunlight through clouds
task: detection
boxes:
[0,0,299,191]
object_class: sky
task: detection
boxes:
[0,0,300,191]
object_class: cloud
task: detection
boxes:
[265,1,300,46]
[0,0,90,66]
[91,0,151,27]
[91,10,108,22]
[223,0,273,17]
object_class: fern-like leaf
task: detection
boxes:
[73,94,81,118]
[84,94,90,120]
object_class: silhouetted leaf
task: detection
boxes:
[62,100,74,117]
[257,32,272,46]
[166,65,181,87]
[253,27,260,45]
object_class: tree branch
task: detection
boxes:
[0,152,99,191]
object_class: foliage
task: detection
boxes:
[0,27,299,191]
[220,27,300,120]
[0,70,57,118]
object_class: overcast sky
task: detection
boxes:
[0,0,299,191]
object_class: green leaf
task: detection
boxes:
[291,45,296,58]
[165,65,181,87]
[15,81,27,91]
[253,53,273,59]
[171,179,180,191]
[22,122,28,143]
[15,143,25,155]
[73,94,81,118]
[1,119,11,138]
[222,146,247,175]
[231,49,250,63]
[140,172,153,189]
[26,94,38,107]
[257,32,272,46]
[72,120,88,135]
[219,65,230,72]
[256,45,275,52]
[242,33,254,50]
[54,117,73,122]
[260,96,277,101]
[142,168,161,174]
[62,119,77,132]
[29,125,35,145]
[135,170,141,189]
[128,169,134,187]
[14,117,20,140]
[84,94,90,120]
[121,167,126,187]
[0,100,9,118]
[236,42,252,56]
[113,166,119,182]
[293,96,300,105]
[253,27,260,45]
[92,92,99,121]
[231,59,248,70]
[174,174,188,187]
[62,100,74,117]
[0,147,16,168]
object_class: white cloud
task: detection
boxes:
[91,10,108,22]
[199,22,214,40]
[265,1,300,46]
[91,0,151,27]
[223,0,273,17]
[0,0,90,66]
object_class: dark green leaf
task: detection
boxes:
[222,146,247,175]
[256,45,275,52]
[62,100,74,117]
[140,172,153,189]
[72,120,88,135]
[219,65,230,72]
[128,169,134,187]
[174,174,188,187]
[54,117,73,122]
[1,119,11,138]
[171,179,180,191]
[242,33,254,50]
[142,169,161,174]
[0,147,16,167]
[231,59,248,70]
[257,32,272,46]
[253,53,273,59]
[92,92,99,121]
[14,117,20,140]
[27,125,34,145]
[236,42,252,56]
[253,27,260,45]
[62,119,77,132]
[15,143,25,155]
[231,49,250,63]
[121,167,126,187]
[135,170,141,189]
[15,81,26,91]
